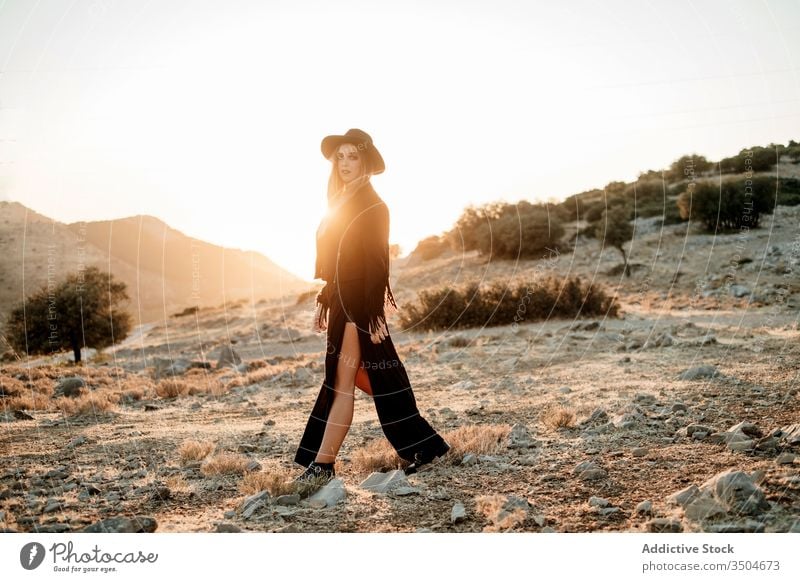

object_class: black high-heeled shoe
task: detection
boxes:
[404,440,451,475]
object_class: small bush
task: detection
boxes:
[178,439,214,463]
[542,406,577,430]
[156,379,190,398]
[399,276,618,331]
[200,452,250,476]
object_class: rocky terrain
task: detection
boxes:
[1,203,798,533]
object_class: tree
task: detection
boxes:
[594,205,634,277]
[4,266,132,363]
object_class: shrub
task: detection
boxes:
[677,175,775,231]
[448,201,564,260]
[412,235,448,261]
[399,276,618,331]
[594,206,634,277]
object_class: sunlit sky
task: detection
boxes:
[1,0,799,282]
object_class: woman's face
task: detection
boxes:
[335,143,363,184]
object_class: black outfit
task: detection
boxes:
[293,181,449,467]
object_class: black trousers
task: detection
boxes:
[293,277,448,467]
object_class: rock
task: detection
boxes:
[777,423,800,446]
[215,523,241,533]
[558,386,572,394]
[215,345,242,369]
[776,453,795,465]
[149,487,171,501]
[729,284,751,298]
[700,469,770,516]
[588,496,610,507]
[678,365,720,380]
[671,403,688,413]
[728,440,754,452]
[35,524,71,533]
[635,500,653,516]
[390,486,421,496]
[631,447,648,457]
[668,484,701,508]
[66,435,88,448]
[579,408,608,426]
[611,403,646,429]
[82,516,157,533]
[647,518,683,533]
[461,453,478,466]
[56,377,86,398]
[451,502,467,524]
[686,424,712,437]
[239,490,271,519]
[727,421,763,440]
[359,470,408,494]
[451,380,476,390]
[684,497,727,521]
[276,494,301,506]
[307,478,346,508]
[245,460,262,472]
[507,423,534,449]
[153,357,191,379]
[579,469,607,482]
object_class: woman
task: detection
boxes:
[293,128,450,489]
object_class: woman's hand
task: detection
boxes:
[369,320,388,343]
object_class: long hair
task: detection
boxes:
[326,145,375,207]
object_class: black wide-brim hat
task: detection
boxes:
[321,128,385,175]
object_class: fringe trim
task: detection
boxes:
[313,281,333,333]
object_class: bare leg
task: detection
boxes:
[315,322,360,463]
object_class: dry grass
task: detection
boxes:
[164,474,193,494]
[542,405,577,430]
[239,467,297,497]
[200,452,250,476]
[0,375,25,397]
[475,493,527,532]
[178,439,215,463]
[444,424,511,457]
[351,439,402,474]
[54,391,119,416]
[156,379,190,398]
[3,393,51,411]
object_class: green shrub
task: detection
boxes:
[449,200,564,260]
[718,146,778,174]
[399,276,619,331]
[676,175,775,231]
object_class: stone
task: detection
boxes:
[359,470,408,494]
[82,516,157,533]
[215,345,242,369]
[700,469,770,516]
[588,496,610,507]
[777,423,800,446]
[631,447,648,457]
[451,502,466,524]
[729,284,751,298]
[308,479,346,508]
[684,497,727,521]
[451,380,476,390]
[678,365,719,380]
[216,523,242,533]
[391,486,421,496]
[276,494,300,506]
[461,453,478,466]
[153,357,192,379]
[507,423,534,449]
[776,453,795,465]
[635,500,653,516]
[239,490,271,519]
[668,484,701,508]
